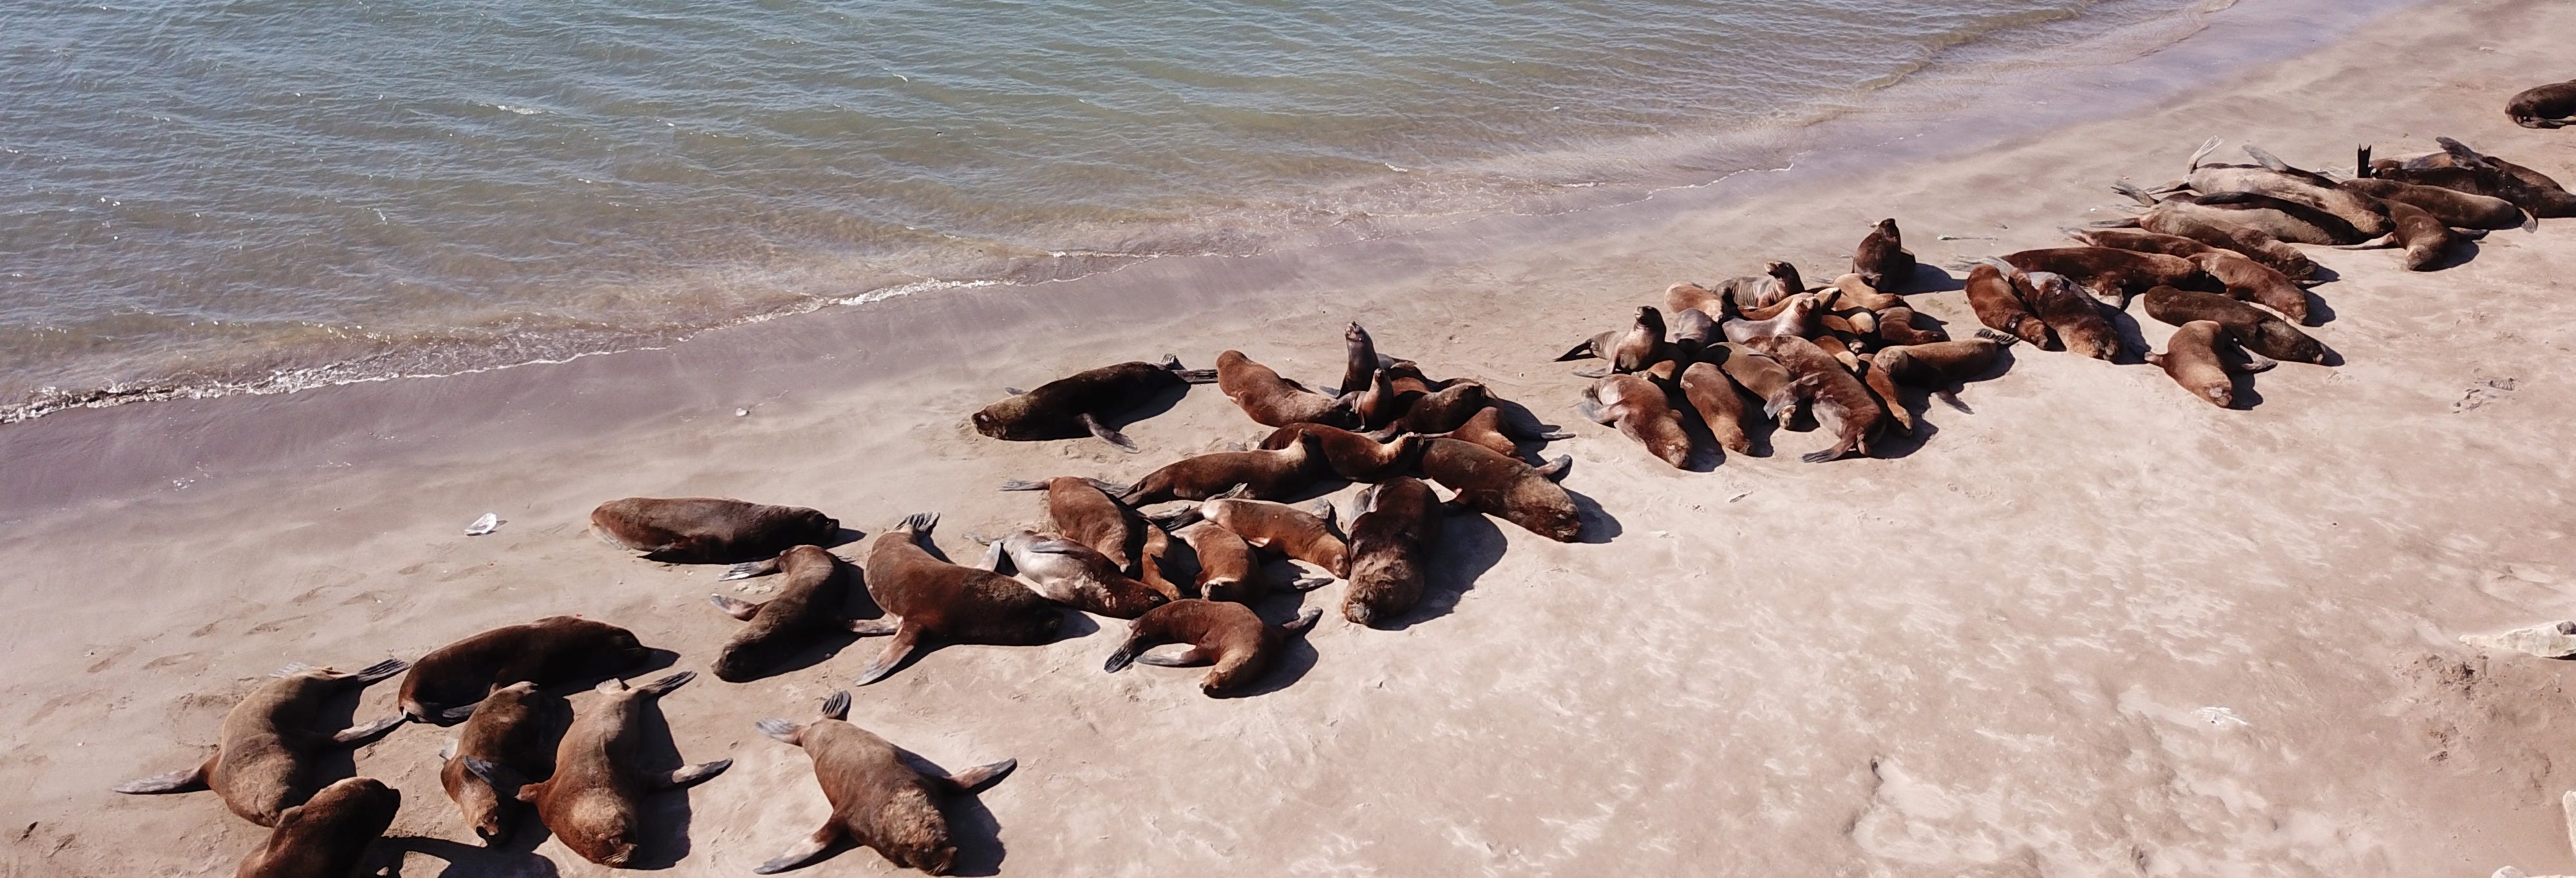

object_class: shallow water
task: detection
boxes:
[0,0,2239,419]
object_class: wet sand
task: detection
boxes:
[8,0,2576,875]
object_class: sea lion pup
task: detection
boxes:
[116,660,411,826]
[1825,273,1905,310]
[1104,600,1323,696]
[852,513,1065,685]
[1132,520,1186,602]
[1676,361,1754,455]
[1960,261,2055,348]
[1557,306,1671,377]
[2337,176,2526,229]
[1194,494,1350,577]
[2063,227,2219,260]
[1862,333,2012,433]
[972,356,1215,452]
[1338,322,1383,394]
[1712,260,1806,312]
[980,530,1167,618]
[706,546,869,682]
[1417,437,1580,542]
[591,497,839,568]
[2140,286,2330,365]
[1713,341,1802,425]
[1665,282,1727,319]
[1340,477,1439,626]
[1166,518,1272,603]
[1101,430,1326,508]
[1996,246,2206,305]
[467,672,730,868]
[995,476,1133,571]
[2112,182,2364,244]
[1995,264,2119,361]
[1667,307,1718,361]
[2146,321,2273,408]
[1873,306,1947,346]
[399,616,652,725]
[2508,79,2576,128]
[1720,294,1821,343]
[1744,334,1883,463]
[1352,365,1423,428]
[2334,198,2478,272]
[2188,250,2313,324]
[1577,374,1692,469]
[1417,406,1524,459]
[1255,423,1426,482]
[1215,350,1358,428]
[435,681,554,845]
[2097,204,2318,281]
[1853,218,1918,292]
[750,692,1015,875]
[235,776,401,878]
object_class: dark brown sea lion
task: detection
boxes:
[2113,182,2365,244]
[1721,294,1821,343]
[2436,138,2571,195]
[1665,282,1727,318]
[1961,262,2055,348]
[2336,177,2525,229]
[1578,374,1691,469]
[2062,227,2219,260]
[1998,247,2207,305]
[435,681,555,845]
[2099,204,2318,281]
[1339,322,1383,395]
[1676,361,1754,455]
[2139,286,2329,365]
[1557,307,1671,376]
[2000,265,2119,361]
[2361,143,2576,218]
[1352,366,1422,429]
[1255,423,1426,482]
[1668,307,1718,361]
[750,692,1015,875]
[972,356,1217,452]
[1104,600,1322,696]
[1714,341,1802,425]
[2338,198,2481,272]
[1873,306,1946,346]
[2189,250,2313,325]
[235,776,401,878]
[1200,496,1349,577]
[2189,141,2391,237]
[1744,334,1883,463]
[470,672,730,868]
[1713,261,1805,312]
[1340,477,1439,626]
[114,659,410,827]
[1417,437,1579,542]
[1216,350,1358,428]
[2508,80,2576,128]
[2146,321,2273,408]
[591,497,839,568]
[994,476,1133,571]
[1853,218,1918,292]
[851,513,1065,685]
[707,546,869,682]
[399,616,652,725]
[1862,334,2012,433]
[1104,430,1327,507]
[983,530,1167,618]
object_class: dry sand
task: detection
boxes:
[8,1,2576,875]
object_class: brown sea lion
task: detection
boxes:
[591,497,839,568]
[1352,366,1422,429]
[1862,334,2012,433]
[1713,261,1806,312]
[1873,306,1947,346]
[2113,182,2365,244]
[1168,519,1269,604]
[1216,350,1358,428]
[2098,204,2318,281]
[235,776,401,878]
[1745,334,1884,463]
[434,681,555,845]
[114,660,410,826]
[2436,138,2572,196]
[1998,247,2207,305]
[1104,600,1322,696]
[1665,282,1727,318]
[1961,262,2055,348]
[1417,437,1580,542]
[399,616,652,725]
[2360,143,2576,218]
[1255,423,1426,482]
[1721,294,1821,343]
[1363,380,1535,440]
[2062,227,2218,260]
[851,513,1065,685]
[994,476,1134,571]
[1557,306,1671,376]
[1714,341,1802,425]
[1578,374,1692,469]
[1416,406,1525,459]
[1826,273,1906,311]
[1340,477,1439,627]
[706,546,869,682]
[2336,177,2525,229]
[1676,361,1754,455]
[2189,250,2313,324]
[1104,430,1327,507]
[1853,218,1918,292]
[750,692,1015,875]
[2146,321,2273,408]
[982,530,1168,618]
[1997,265,2118,361]
[1133,519,1186,602]
[2188,141,2391,237]
[469,672,730,868]
[2338,198,2482,271]
[972,356,1217,452]
[1339,322,1383,395]
[2508,80,2576,128]
[1198,496,1349,577]
[1668,307,1719,361]
[2139,286,2329,365]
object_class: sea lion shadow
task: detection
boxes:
[2226,372,2267,410]
[1108,381,1194,434]
[1868,417,1940,460]
[618,697,705,870]
[1488,398,1564,457]
[1392,511,1508,629]
[889,752,1010,876]
[2302,292,2338,327]
[1567,490,1622,544]
[2105,309,2153,366]
[594,650,683,691]
[822,528,868,549]
[1051,610,1103,643]
[1900,264,1963,294]
[375,835,562,878]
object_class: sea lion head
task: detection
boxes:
[1765,260,1803,291]
[1633,305,1665,335]
[969,400,1019,439]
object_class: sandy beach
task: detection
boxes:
[8,0,2576,875]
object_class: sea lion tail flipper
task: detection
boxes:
[997,479,1049,491]
[2186,136,2222,171]
[1083,479,1131,497]
[896,511,940,536]
[846,615,901,636]
[1535,430,1574,441]
[754,825,845,875]
[2333,234,2398,251]
[2242,143,2291,173]
[460,757,529,794]
[852,624,922,686]
[708,594,764,621]
[663,758,731,790]
[2231,350,2280,375]
[2085,216,2142,229]
[1935,388,1974,414]
[436,702,483,723]
[1081,414,1142,453]
[1173,368,1219,384]
[1801,437,1857,464]
[976,539,1008,573]
[330,714,410,745]
[1574,398,1610,425]
[1281,606,1323,636]
[2058,226,2091,245]
[111,761,209,794]
[345,658,409,685]
[939,758,1018,794]
[439,738,456,761]
[819,690,850,720]
[2110,180,2159,207]
[1973,327,2019,347]
[1132,645,1209,667]
[1001,387,1026,396]
[719,557,782,580]
[1287,575,1334,592]
[1150,506,1206,530]
[1533,455,1573,481]
[2456,227,2490,241]
[1554,339,1599,361]
[635,671,697,698]
[754,718,805,746]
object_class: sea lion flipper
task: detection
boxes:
[1569,366,1611,379]
[662,758,731,790]
[436,702,483,723]
[1553,338,1599,361]
[461,756,529,794]
[2230,350,2280,375]
[1081,414,1141,453]
[1575,398,1609,425]
[111,761,209,794]
[755,718,805,745]
[1533,455,1573,481]
[1535,430,1574,441]
[997,480,1048,491]
[1132,645,1208,667]
[819,690,850,720]
[1280,606,1323,636]
[753,824,844,875]
[1286,575,1334,592]
[1171,368,1219,384]
[635,671,696,698]
[346,658,408,685]
[847,616,902,636]
[330,714,410,745]
[719,557,782,580]
[1934,388,1974,414]
[1083,479,1131,497]
[852,623,922,686]
[937,758,1018,794]
[977,539,1007,573]
[1002,387,1027,396]
[708,594,764,621]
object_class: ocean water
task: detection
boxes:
[0,0,2235,420]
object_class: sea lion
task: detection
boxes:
[1826,273,1905,311]
[1713,261,1805,312]
[1133,519,1187,602]
[234,776,401,878]
[1714,341,1802,425]
[2146,321,2273,408]
[1104,600,1322,696]
[1676,361,1754,455]
[1873,306,1947,346]
[1557,307,1671,376]
[1665,282,1727,319]
[1999,265,2118,361]
[1577,374,1691,469]
[434,681,555,845]
[1744,334,1884,463]
[2113,182,2365,245]
[1721,294,1820,343]
[750,692,1016,875]
[2098,205,2318,281]
[2360,143,2576,218]
[114,659,410,827]
[706,546,869,682]
[2436,138,2573,195]
[982,530,1168,618]
[2336,177,2524,229]
[1862,334,2012,432]
[1340,477,1439,626]
[1363,381,1531,440]
[2062,227,2219,260]
[1339,322,1383,395]
[1216,350,1358,428]
[591,497,839,567]
[1417,437,1580,542]
[1168,519,1269,603]
[1255,423,1426,482]
[1961,262,2055,348]
[2187,141,2391,237]
[1997,247,2207,305]
[851,513,1065,685]
[1103,430,1327,507]
[2338,198,2480,272]
[994,476,1134,571]
[1669,307,1719,361]
[1416,406,1524,459]
[469,672,730,868]
[2139,286,2330,365]
[1198,496,1349,577]
[2189,250,2314,324]
[1352,366,1422,429]
[2508,80,2576,128]
[972,356,1217,452]
[399,616,652,725]
[1853,218,1918,292]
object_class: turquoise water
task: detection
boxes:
[0,0,2225,418]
